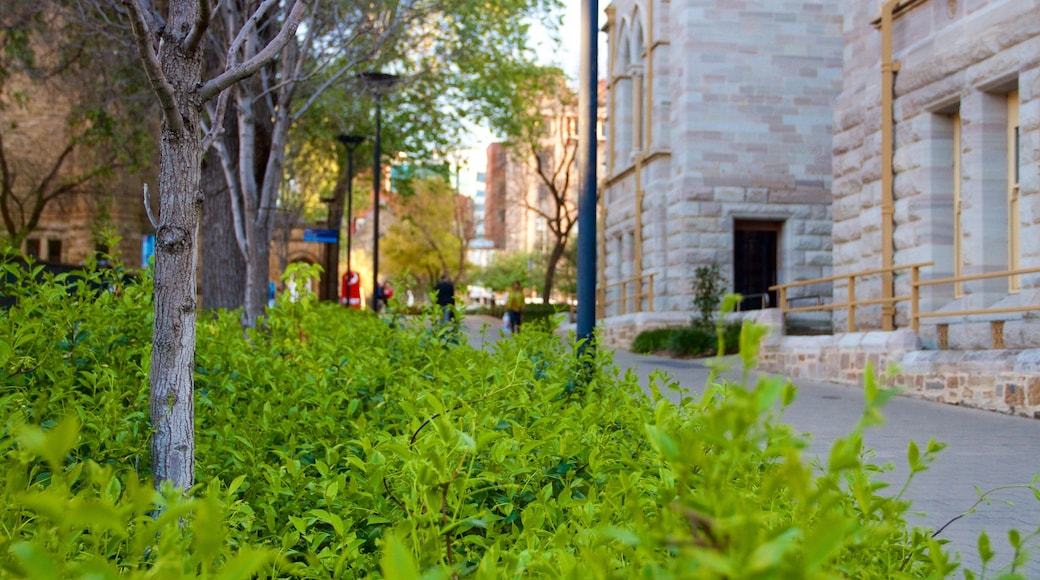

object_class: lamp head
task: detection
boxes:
[337,134,365,149]
[357,71,401,98]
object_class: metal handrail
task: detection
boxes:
[909,266,1040,331]
[767,261,1040,338]
[769,262,933,333]
[598,273,656,317]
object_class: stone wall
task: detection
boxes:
[757,323,1040,418]
[601,0,843,328]
[832,0,1040,333]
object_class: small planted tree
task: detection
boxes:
[120,0,313,490]
[692,262,727,329]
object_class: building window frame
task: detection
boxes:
[1008,89,1020,293]
[953,111,963,298]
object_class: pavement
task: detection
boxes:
[460,315,1040,576]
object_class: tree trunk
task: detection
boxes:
[542,239,567,302]
[200,148,246,311]
[242,222,272,329]
[150,26,203,491]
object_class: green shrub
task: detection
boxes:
[631,328,675,353]
[722,321,743,354]
[1,251,1035,578]
[692,262,727,329]
[666,326,715,357]
[521,302,568,324]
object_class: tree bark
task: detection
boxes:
[149,9,203,491]
[542,239,567,303]
[200,147,246,311]
[242,222,272,329]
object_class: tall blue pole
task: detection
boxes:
[576,0,598,345]
[372,99,382,308]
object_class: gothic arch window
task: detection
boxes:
[630,8,646,152]
[613,20,634,168]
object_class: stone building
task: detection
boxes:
[2,54,153,267]
[599,0,843,345]
[600,0,1040,416]
[760,0,1040,417]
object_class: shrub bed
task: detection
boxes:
[632,322,742,358]
[0,257,1016,578]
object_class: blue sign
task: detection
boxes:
[141,234,155,269]
[304,229,339,244]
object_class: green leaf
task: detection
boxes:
[907,440,921,471]
[380,534,420,580]
[978,530,994,564]
[227,474,247,496]
[803,516,848,569]
[747,528,799,573]
[217,548,276,580]
[9,541,60,578]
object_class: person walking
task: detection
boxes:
[505,281,524,335]
[435,274,455,323]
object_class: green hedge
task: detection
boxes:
[632,322,743,358]
[0,255,1028,578]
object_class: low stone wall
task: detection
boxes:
[601,308,1040,418]
[758,328,1040,419]
[599,312,690,350]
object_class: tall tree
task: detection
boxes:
[0,2,152,248]
[498,73,581,302]
[120,0,311,490]
[382,174,472,289]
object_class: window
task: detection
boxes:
[47,239,62,263]
[1008,90,1020,292]
[953,112,963,298]
[25,238,41,260]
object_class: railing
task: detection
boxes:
[597,273,656,317]
[770,263,1040,346]
[769,262,933,333]
[910,266,1040,338]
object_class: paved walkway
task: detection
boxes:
[461,316,1040,575]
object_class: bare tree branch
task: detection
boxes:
[199,0,311,101]
[143,183,158,229]
[122,0,184,133]
[184,0,211,54]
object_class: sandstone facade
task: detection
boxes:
[601,0,842,327]
[834,0,1040,344]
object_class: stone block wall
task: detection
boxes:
[601,0,842,324]
[758,326,1040,418]
[832,0,1040,332]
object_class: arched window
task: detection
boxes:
[612,21,634,167]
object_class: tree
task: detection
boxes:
[496,72,581,302]
[382,175,473,290]
[0,2,152,248]
[195,0,562,329]
[474,250,540,292]
[120,0,312,490]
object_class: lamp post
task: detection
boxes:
[576,0,599,345]
[337,134,364,300]
[357,72,401,309]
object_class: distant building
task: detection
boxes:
[483,87,607,258]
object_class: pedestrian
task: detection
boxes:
[435,273,455,323]
[505,281,524,335]
[380,281,394,312]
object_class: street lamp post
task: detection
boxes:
[576,0,599,345]
[357,72,401,309]
[337,134,364,299]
